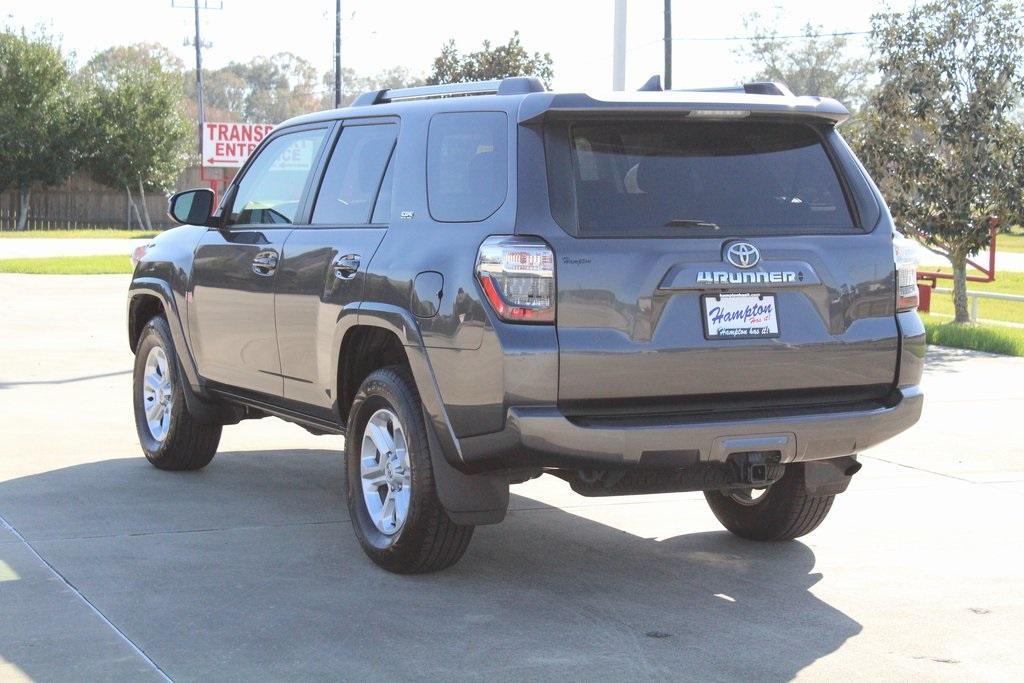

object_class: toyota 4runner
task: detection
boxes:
[128,77,924,573]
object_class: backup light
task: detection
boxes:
[893,234,919,311]
[476,236,555,323]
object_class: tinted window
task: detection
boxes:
[312,123,397,225]
[557,121,853,236]
[427,112,508,222]
[228,128,327,226]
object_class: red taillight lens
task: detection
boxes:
[476,236,555,323]
[894,235,919,312]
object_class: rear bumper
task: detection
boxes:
[458,386,923,470]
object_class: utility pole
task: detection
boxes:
[173,1,223,157]
[663,0,672,90]
[334,0,342,107]
[612,0,627,90]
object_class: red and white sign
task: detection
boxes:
[202,122,275,168]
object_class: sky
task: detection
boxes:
[5,0,916,98]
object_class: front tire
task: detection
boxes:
[345,366,473,573]
[704,463,835,541]
[133,316,221,471]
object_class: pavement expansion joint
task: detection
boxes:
[0,510,172,682]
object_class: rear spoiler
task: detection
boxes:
[517,91,849,125]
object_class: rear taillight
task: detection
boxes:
[476,236,555,323]
[893,235,919,311]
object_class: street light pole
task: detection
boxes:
[194,0,205,156]
[663,0,672,90]
[334,0,342,107]
[612,0,626,91]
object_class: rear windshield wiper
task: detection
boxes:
[664,219,720,229]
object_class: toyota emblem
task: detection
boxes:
[726,242,760,269]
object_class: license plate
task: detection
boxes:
[702,293,779,339]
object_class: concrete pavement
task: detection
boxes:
[1,274,1023,681]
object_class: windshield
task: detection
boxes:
[549,120,856,236]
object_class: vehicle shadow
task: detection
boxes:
[0,449,860,681]
[0,369,131,390]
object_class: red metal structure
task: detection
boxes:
[917,223,998,313]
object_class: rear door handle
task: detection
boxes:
[252,249,279,276]
[333,253,361,280]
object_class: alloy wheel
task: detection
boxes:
[141,346,173,442]
[360,408,412,535]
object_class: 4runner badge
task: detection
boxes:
[697,270,800,285]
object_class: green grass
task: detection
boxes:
[0,229,157,239]
[920,313,1024,356]
[0,254,134,274]
[996,226,1024,254]
[924,270,1024,323]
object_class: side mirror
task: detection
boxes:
[168,188,216,226]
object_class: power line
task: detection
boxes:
[628,28,870,53]
[675,29,871,43]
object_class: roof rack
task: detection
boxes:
[636,75,794,97]
[352,76,546,107]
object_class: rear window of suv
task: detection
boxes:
[546,120,856,237]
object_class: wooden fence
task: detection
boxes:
[0,167,214,231]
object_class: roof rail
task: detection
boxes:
[352,76,546,107]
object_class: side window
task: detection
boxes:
[312,123,397,225]
[427,112,508,222]
[227,128,327,226]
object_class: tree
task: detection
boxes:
[736,12,874,109]
[0,30,87,230]
[319,65,425,109]
[204,53,320,123]
[83,44,192,230]
[427,31,553,88]
[201,68,247,122]
[854,0,1024,323]
[84,42,186,83]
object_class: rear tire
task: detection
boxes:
[345,366,473,573]
[704,463,835,541]
[133,316,221,471]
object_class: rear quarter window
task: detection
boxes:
[427,111,508,222]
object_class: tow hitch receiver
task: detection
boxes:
[732,451,784,487]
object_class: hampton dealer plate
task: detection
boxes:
[702,293,779,339]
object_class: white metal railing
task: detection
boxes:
[933,287,1024,322]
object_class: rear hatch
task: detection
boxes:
[537,114,899,419]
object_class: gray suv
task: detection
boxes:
[127,77,924,573]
